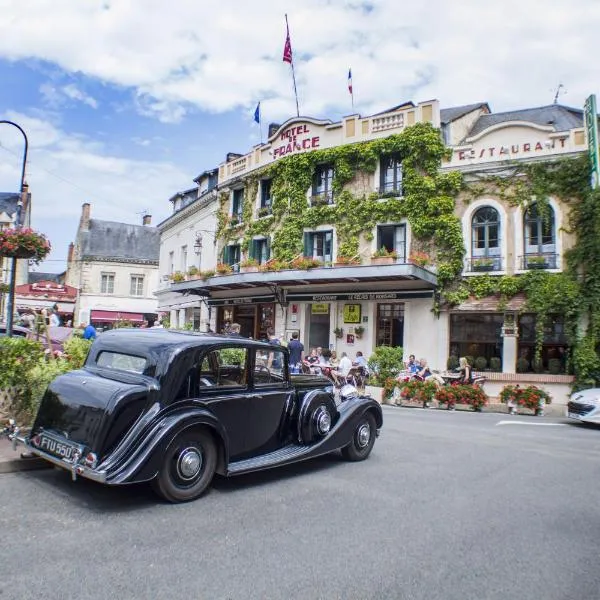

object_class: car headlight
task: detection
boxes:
[340,384,359,401]
[324,385,334,395]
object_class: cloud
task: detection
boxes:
[40,82,99,109]
[0,110,190,264]
[61,84,98,108]
[1,0,598,123]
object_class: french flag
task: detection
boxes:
[348,68,353,95]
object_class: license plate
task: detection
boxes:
[568,412,581,420]
[37,433,81,460]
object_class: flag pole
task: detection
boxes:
[285,14,300,117]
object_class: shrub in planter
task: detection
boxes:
[532,358,544,373]
[465,355,475,367]
[187,266,199,278]
[399,380,437,406]
[216,263,234,275]
[548,358,563,374]
[474,356,487,371]
[291,256,322,270]
[437,385,488,410]
[447,355,459,370]
[367,345,404,384]
[489,357,502,372]
[516,358,529,373]
[171,271,185,283]
[201,269,215,280]
[499,384,552,413]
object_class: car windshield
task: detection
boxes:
[96,351,147,373]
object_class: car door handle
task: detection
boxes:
[248,394,263,400]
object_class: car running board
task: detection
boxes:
[227,443,309,476]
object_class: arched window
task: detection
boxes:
[523,203,556,269]
[471,207,500,257]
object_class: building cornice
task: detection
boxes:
[158,189,218,231]
[78,256,159,266]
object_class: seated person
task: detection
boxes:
[415,358,445,387]
[458,357,473,384]
[405,354,419,374]
[330,351,339,368]
[319,348,332,366]
[305,348,320,364]
[337,352,353,378]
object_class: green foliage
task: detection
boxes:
[489,357,502,372]
[0,338,45,389]
[399,380,438,404]
[63,337,92,368]
[474,356,487,370]
[367,345,404,384]
[447,355,459,370]
[219,348,246,366]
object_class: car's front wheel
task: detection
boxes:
[341,412,376,461]
[152,428,217,503]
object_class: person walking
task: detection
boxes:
[82,322,97,340]
[288,332,304,374]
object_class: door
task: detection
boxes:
[308,304,330,350]
[376,303,404,348]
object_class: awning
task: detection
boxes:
[90,310,145,323]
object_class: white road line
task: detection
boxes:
[495,420,568,427]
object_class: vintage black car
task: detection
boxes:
[10,329,383,502]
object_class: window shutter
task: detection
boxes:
[222,246,230,265]
[249,240,256,260]
[303,233,311,257]
[265,237,271,261]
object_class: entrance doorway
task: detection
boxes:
[216,303,275,340]
[307,304,330,350]
[376,303,404,348]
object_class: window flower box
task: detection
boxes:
[371,247,397,266]
[471,258,495,272]
[526,256,550,270]
[240,258,260,273]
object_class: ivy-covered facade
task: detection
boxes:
[158,99,599,392]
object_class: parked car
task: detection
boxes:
[566,388,600,424]
[9,329,383,502]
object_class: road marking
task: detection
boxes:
[495,420,567,427]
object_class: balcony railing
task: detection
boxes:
[377,185,403,198]
[520,253,558,270]
[466,256,503,273]
[310,191,334,207]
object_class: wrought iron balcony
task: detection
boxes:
[466,256,503,273]
[520,253,558,270]
[310,191,334,207]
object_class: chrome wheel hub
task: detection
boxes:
[316,407,332,435]
[177,447,202,480]
[356,423,371,448]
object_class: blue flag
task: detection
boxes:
[254,102,260,124]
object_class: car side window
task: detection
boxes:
[254,348,287,387]
[199,347,248,389]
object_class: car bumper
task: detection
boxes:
[566,401,600,424]
[8,432,107,483]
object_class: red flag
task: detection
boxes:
[283,24,293,64]
[348,68,353,94]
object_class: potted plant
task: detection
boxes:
[291,256,323,270]
[259,259,288,272]
[399,380,438,408]
[526,255,549,270]
[240,258,260,273]
[186,266,200,279]
[0,228,51,264]
[171,271,185,283]
[335,255,361,267]
[370,247,397,266]
[200,269,215,280]
[354,325,365,339]
[229,213,242,227]
[408,251,430,267]
[215,263,234,275]
[257,206,272,218]
[471,257,495,272]
[333,327,344,339]
[499,384,551,415]
[365,345,405,404]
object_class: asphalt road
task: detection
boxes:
[1,408,600,600]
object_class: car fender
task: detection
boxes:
[104,407,230,484]
[297,389,338,445]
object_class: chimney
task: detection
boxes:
[67,242,74,263]
[142,214,152,226]
[80,203,91,231]
[268,123,281,138]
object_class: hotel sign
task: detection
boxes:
[272,124,320,159]
[584,94,600,189]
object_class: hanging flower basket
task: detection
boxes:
[0,228,51,264]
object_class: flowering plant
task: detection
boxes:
[291,256,322,270]
[215,263,233,275]
[335,255,361,265]
[371,246,397,259]
[499,384,551,410]
[408,251,430,267]
[399,380,437,404]
[0,228,51,264]
[435,384,488,410]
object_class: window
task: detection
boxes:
[100,272,115,294]
[130,275,144,296]
[254,348,286,386]
[304,231,333,263]
[376,224,406,262]
[470,207,501,271]
[199,347,248,388]
[181,245,188,272]
[376,303,404,347]
[449,313,504,369]
[207,172,218,191]
[250,238,270,265]
[231,188,244,223]
[523,203,556,269]
[311,165,334,205]
[260,180,273,211]
[223,244,241,271]
[97,351,146,373]
[517,313,568,373]
[168,251,174,275]
[380,154,403,195]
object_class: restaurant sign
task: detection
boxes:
[286,290,434,302]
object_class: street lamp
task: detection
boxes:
[0,120,29,337]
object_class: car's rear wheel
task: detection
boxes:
[341,412,376,461]
[152,428,217,503]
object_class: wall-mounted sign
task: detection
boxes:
[346,334,355,345]
[453,138,567,162]
[343,304,362,324]
[273,124,320,159]
[207,295,275,306]
[287,290,434,302]
[311,303,329,314]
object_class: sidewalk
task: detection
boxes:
[0,436,50,475]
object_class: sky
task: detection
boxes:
[0,0,599,274]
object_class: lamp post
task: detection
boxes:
[0,120,29,337]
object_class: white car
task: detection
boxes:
[567,388,600,424]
